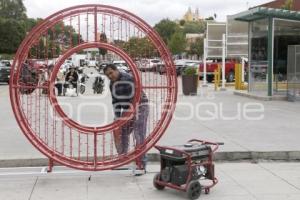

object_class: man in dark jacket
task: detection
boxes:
[64,66,78,90]
[104,64,149,170]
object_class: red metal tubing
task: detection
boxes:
[187,139,222,153]
[48,42,142,134]
[9,4,177,171]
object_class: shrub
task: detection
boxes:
[183,67,198,76]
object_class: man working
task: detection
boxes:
[64,66,78,89]
[103,64,149,170]
[64,66,78,96]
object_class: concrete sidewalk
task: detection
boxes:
[1,80,300,167]
[1,162,300,200]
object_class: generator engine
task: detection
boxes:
[159,143,214,186]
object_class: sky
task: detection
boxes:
[23,0,272,26]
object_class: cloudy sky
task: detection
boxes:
[23,0,271,25]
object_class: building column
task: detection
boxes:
[267,17,274,96]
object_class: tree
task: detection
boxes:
[168,31,186,55]
[122,37,156,58]
[183,21,206,34]
[0,18,26,54]
[0,0,40,55]
[28,22,83,59]
[0,0,81,57]
[154,19,179,45]
[98,32,107,57]
[205,16,215,21]
[0,0,27,20]
[188,37,204,59]
[282,0,294,10]
[179,19,186,27]
[24,18,39,33]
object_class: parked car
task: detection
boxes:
[112,60,130,73]
[199,61,237,83]
[155,61,166,74]
[116,64,130,73]
[138,59,160,72]
[97,62,110,72]
[113,60,127,66]
[97,61,130,73]
[174,60,201,76]
[137,59,148,72]
[87,60,98,68]
[0,61,11,83]
[0,60,12,67]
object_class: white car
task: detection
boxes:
[138,59,160,72]
[116,64,130,73]
[88,60,98,67]
[113,60,130,73]
[174,59,201,75]
[113,60,127,66]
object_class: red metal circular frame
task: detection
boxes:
[9,4,178,171]
[49,42,142,134]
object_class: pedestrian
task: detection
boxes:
[55,69,65,96]
[64,66,78,94]
[103,64,149,171]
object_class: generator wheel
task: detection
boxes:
[187,180,202,200]
[153,173,165,190]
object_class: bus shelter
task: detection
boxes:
[234,7,300,97]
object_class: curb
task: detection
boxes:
[233,91,288,101]
[1,151,300,168]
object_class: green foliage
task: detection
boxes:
[0,0,39,55]
[0,18,26,54]
[183,67,198,76]
[179,19,186,26]
[168,30,186,55]
[0,0,84,57]
[154,18,207,56]
[122,37,156,58]
[71,32,83,46]
[205,16,215,21]
[154,19,180,45]
[0,0,27,20]
[0,53,14,60]
[188,37,204,58]
[183,21,205,34]
[24,18,40,33]
[98,32,108,56]
[28,22,83,59]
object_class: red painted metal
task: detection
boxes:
[9,4,177,171]
[48,42,142,133]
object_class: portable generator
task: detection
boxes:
[153,139,223,200]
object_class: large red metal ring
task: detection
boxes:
[10,4,178,171]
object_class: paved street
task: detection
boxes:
[1,75,300,164]
[1,162,300,200]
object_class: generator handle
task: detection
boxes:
[155,145,191,160]
[187,139,224,153]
